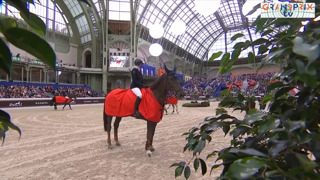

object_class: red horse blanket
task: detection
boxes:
[104,88,164,123]
[55,96,71,104]
[165,97,178,104]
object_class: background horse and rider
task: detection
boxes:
[164,91,179,114]
[50,93,77,110]
[103,66,185,156]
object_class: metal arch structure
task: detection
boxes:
[19,0,258,65]
[1,0,265,92]
[136,0,255,61]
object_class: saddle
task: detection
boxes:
[104,88,164,123]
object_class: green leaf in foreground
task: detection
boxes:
[224,157,266,179]
[20,12,46,36]
[0,110,21,145]
[0,38,12,74]
[2,27,56,69]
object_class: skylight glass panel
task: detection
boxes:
[93,0,102,17]
[75,15,90,35]
[109,1,120,11]
[64,0,82,17]
[120,12,130,20]
[208,34,225,57]
[120,1,130,11]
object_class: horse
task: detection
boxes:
[164,95,179,115]
[103,66,185,156]
[50,93,77,110]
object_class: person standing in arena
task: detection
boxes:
[131,58,145,119]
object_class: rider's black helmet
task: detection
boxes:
[134,58,144,65]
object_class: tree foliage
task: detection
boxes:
[0,0,89,145]
[173,3,320,180]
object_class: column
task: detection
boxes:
[76,72,80,84]
[29,67,32,82]
[72,72,76,84]
[43,68,48,83]
[39,69,42,82]
[191,63,195,76]
[101,0,109,93]
[25,67,30,82]
[21,67,24,82]
[55,70,59,84]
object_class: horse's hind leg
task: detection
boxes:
[114,117,122,146]
[146,121,157,157]
[104,113,113,149]
[54,104,57,110]
[68,103,72,110]
[176,104,179,113]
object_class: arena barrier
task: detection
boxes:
[0,97,105,108]
[184,96,208,100]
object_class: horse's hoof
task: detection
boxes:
[115,142,121,146]
[147,150,152,157]
[108,145,113,149]
[150,147,155,152]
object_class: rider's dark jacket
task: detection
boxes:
[130,67,144,89]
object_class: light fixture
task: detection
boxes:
[242,0,262,19]
[149,43,163,57]
[149,24,164,39]
[194,0,221,17]
[301,20,309,25]
[170,19,186,36]
[299,26,305,32]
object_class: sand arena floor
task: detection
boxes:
[0,101,245,180]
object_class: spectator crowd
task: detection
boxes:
[182,72,276,98]
[0,83,105,98]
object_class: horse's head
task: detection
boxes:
[164,65,185,99]
[68,93,77,100]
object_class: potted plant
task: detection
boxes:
[218,89,257,114]
[172,3,320,179]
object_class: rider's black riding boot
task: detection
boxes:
[134,97,143,119]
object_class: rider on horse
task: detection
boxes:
[131,58,146,119]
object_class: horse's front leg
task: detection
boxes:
[62,103,67,110]
[171,104,175,114]
[176,104,179,113]
[146,121,157,157]
[54,103,57,110]
[68,103,72,110]
[114,117,122,146]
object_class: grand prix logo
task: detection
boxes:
[261,1,315,18]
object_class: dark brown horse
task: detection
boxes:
[103,66,185,156]
[50,93,77,110]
